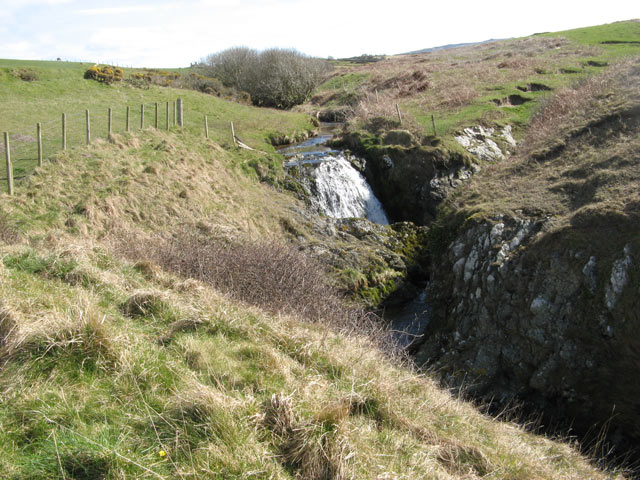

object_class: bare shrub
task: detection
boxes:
[115,230,383,336]
[201,47,332,109]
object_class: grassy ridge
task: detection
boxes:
[0,125,622,478]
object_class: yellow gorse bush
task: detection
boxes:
[84,65,124,84]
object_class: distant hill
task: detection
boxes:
[404,38,503,54]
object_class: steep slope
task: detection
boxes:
[0,124,623,478]
[416,59,640,459]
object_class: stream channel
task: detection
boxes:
[279,124,429,348]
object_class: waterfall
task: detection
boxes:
[309,153,389,224]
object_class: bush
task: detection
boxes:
[115,230,375,332]
[12,68,38,81]
[84,65,123,84]
[201,47,331,109]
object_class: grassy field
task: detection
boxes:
[0,59,315,182]
[307,20,640,140]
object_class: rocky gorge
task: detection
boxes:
[304,60,640,464]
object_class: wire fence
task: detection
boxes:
[2,96,292,196]
[1,99,189,195]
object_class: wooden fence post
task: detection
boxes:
[62,113,67,150]
[230,122,237,147]
[37,123,43,167]
[431,114,437,136]
[205,115,209,139]
[165,102,169,130]
[141,104,145,129]
[154,102,158,129]
[395,104,402,125]
[177,98,184,127]
[126,106,130,132]
[173,101,177,125]
[108,108,113,137]
[86,110,91,144]
[4,132,13,196]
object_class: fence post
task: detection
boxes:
[126,106,130,132]
[154,102,158,129]
[37,123,43,167]
[62,113,67,150]
[86,110,91,144]
[173,101,177,125]
[205,115,209,139]
[230,122,237,147]
[141,104,145,129]
[177,98,183,127]
[165,102,169,130]
[395,104,402,125]
[431,114,437,136]
[4,132,13,196]
[108,108,113,137]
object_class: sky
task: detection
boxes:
[0,0,637,67]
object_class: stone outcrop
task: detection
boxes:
[415,214,640,451]
[337,132,479,225]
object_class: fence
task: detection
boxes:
[2,96,280,196]
[2,99,186,196]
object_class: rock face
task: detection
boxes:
[415,214,640,451]
[453,125,517,161]
[339,132,478,225]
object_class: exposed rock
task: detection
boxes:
[454,125,515,161]
[338,132,477,225]
[605,244,632,310]
[416,214,640,453]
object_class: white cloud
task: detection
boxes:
[78,4,173,15]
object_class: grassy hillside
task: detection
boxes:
[436,58,639,252]
[307,20,640,141]
[0,59,316,182]
[0,86,624,478]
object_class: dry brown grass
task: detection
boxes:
[0,298,118,369]
[263,393,352,479]
[314,34,612,138]
[522,60,638,155]
[0,211,20,244]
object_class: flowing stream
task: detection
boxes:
[280,124,428,348]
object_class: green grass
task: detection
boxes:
[0,59,315,182]
[539,19,640,56]
[317,72,370,91]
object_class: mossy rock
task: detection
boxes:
[383,130,415,146]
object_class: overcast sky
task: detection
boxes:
[0,0,637,67]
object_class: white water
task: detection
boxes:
[310,153,389,224]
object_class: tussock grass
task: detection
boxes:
[0,297,117,371]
